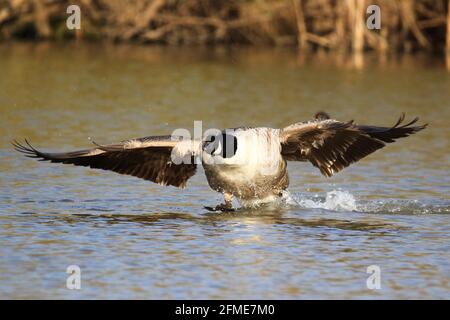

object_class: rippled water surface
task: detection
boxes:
[0,43,449,299]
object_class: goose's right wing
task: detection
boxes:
[13,135,200,188]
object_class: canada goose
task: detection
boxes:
[13,112,426,211]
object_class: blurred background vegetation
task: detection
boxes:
[1,0,450,70]
[0,0,448,53]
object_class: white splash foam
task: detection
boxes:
[239,189,449,214]
[237,189,357,212]
[291,189,358,212]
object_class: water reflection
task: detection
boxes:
[30,210,401,235]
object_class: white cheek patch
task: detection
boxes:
[213,141,222,155]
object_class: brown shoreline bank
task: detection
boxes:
[1,0,450,70]
[0,1,448,50]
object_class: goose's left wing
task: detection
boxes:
[280,114,426,177]
[13,135,200,188]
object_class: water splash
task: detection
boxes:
[287,189,358,212]
[284,189,450,214]
[234,189,449,214]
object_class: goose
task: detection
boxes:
[13,112,426,211]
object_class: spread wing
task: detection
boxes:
[13,135,200,188]
[280,113,427,177]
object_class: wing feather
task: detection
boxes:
[280,114,426,177]
[13,136,199,188]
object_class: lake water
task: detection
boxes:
[0,42,449,299]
